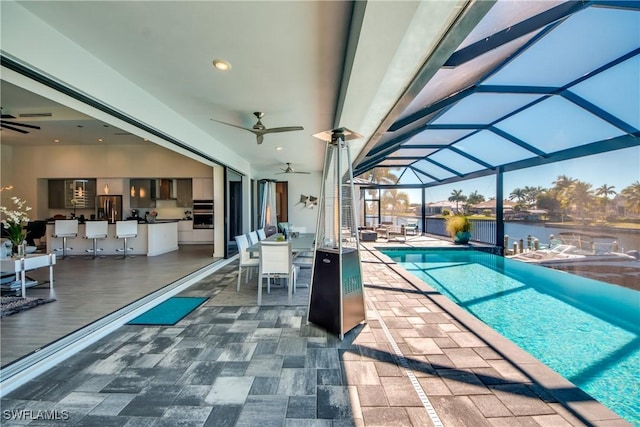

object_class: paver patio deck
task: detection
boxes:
[0,237,628,426]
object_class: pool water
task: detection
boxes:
[381,248,640,425]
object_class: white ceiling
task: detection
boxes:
[0,1,474,176]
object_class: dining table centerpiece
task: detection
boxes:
[0,192,32,256]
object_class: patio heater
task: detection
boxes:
[307,127,366,340]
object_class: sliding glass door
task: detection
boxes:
[225,168,243,257]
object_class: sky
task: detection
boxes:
[397,145,639,204]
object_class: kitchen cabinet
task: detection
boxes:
[130,179,156,208]
[64,179,96,209]
[176,179,192,207]
[48,180,66,209]
[177,220,213,244]
[177,220,193,243]
[192,177,213,200]
[97,179,124,195]
[192,229,214,243]
[48,179,96,209]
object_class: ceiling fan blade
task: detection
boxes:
[293,171,311,174]
[261,126,304,135]
[213,113,302,145]
[1,123,30,134]
[1,120,41,130]
[210,118,254,132]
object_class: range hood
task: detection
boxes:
[157,178,176,200]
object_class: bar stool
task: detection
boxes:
[53,219,78,259]
[84,220,108,259]
[115,220,138,258]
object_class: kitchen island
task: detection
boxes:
[46,220,179,257]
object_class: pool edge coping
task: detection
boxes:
[366,244,630,426]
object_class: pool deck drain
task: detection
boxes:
[367,298,444,427]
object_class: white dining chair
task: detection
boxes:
[257,228,267,241]
[258,240,297,306]
[235,234,259,292]
[84,220,108,259]
[53,219,78,259]
[248,231,259,246]
[115,220,138,258]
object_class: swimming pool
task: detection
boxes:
[380,248,640,425]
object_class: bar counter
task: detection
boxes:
[46,220,178,257]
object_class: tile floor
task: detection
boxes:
[0,239,627,426]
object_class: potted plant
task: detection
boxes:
[445,214,472,244]
[1,193,31,256]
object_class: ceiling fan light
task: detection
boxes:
[212,59,231,71]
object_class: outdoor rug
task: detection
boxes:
[1,296,56,319]
[127,296,208,325]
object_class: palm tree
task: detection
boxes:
[359,168,399,185]
[381,189,410,222]
[594,184,616,220]
[523,186,544,209]
[552,175,577,192]
[465,190,485,212]
[509,188,526,211]
[359,168,400,198]
[621,181,640,216]
[448,189,467,214]
[552,175,577,222]
[567,180,593,224]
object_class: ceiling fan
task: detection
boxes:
[276,163,310,175]
[0,112,41,134]
[211,111,303,144]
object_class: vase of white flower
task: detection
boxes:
[1,195,32,257]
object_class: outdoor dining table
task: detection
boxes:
[246,232,316,255]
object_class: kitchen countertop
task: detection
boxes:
[46,219,189,224]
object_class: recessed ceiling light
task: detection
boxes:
[275,146,283,151]
[97,138,103,142]
[212,59,231,71]
[53,139,59,143]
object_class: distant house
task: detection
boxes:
[424,200,459,215]
[470,199,515,215]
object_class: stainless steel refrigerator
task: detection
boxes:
[96,195,122,223]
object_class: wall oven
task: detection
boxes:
[192,200,214,229]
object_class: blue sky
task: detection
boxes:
[403,145,639,203]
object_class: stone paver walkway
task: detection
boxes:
[0,241,627,426]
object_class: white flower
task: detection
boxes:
[0,195,32,228]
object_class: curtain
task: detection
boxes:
[260,181,277,228]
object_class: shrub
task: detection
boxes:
[445,215,471,238]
